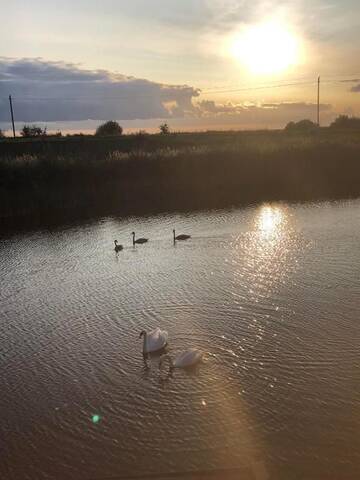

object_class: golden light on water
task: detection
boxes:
[233,204,295,303]
[257,205,284,235]
[253,205,289,264]
[229,19,301,74]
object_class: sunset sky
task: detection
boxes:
[1,0,360,132]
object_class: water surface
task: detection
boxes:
[1,200,360,479]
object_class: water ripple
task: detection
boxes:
[1,201,360,479]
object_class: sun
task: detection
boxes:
[229,19,300,75]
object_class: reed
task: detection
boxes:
[1,129,360,225]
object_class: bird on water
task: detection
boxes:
[132,232,148,245]
[173,229,191,242]
[159,349,203,372]
[139,328,168,355]
[114,240,123,252]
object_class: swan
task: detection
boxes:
[159,348,203,371]
[173,229,191,242]
[132,232,148,245]
[139,328,168,355]
[114,240,123,252]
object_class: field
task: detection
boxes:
[1,129,360,227]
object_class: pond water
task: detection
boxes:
[1,200,360,480]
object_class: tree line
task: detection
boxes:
[0,120,171,139]
[1,116,360,139]
[285,115,360,133]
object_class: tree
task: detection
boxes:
[284,119,318,133]
[95,120,123,136]
[330,115,360,130]
[0,129,5,138]
[21,124,47,137]
[159,123,170,134]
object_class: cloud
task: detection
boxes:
[341,78,360,83]
[0,57,337,131]
[0,58,200,122]
[195,100,333,126]
[350,84,360,92]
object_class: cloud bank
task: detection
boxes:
[195,100,333,126]
[0,58,336,130]
[0,58,199,122]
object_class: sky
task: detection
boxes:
[1,0,360,133]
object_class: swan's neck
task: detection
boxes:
[132,234,135,245]
[142,332,147,354]
[173,231,176,241]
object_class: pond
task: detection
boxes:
[1,200,360,479]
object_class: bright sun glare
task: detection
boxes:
[257,205,283,233]
[230,20,300,75]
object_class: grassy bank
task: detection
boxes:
[1,130,360,227]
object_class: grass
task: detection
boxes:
[1,129,360,226]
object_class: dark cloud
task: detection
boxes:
[0,58,337,130]
[350,84,360,92]
[0,58,200,122]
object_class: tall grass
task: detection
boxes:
[1,130,360,224]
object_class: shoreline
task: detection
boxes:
[2,129,360,233]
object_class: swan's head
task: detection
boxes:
[114,239,118,244]
[139,330,146,339]
[131,232,135,236]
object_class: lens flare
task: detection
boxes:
[92,414,101,424]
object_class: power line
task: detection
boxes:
[2,74,359,109]
[201,78,360,95]
[2,76,358,102]
[0,82,322,101]
[201,80,316,95]
[0,80,316,100]
[199,73,360,93]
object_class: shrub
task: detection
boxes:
[330,115,360,130]
[285,119,318,133]
[95,121,123,136]
[135,129,147,137]
[21,124,47,137]
[0,129,4,138]
[159,123,170,134]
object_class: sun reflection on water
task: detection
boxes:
[257,205,284,236]
[231,204,299,306]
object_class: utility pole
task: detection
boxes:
[317,76,320,127]
[9,95,16,137]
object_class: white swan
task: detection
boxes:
[159,348,203,371]
[139,328,168,355]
